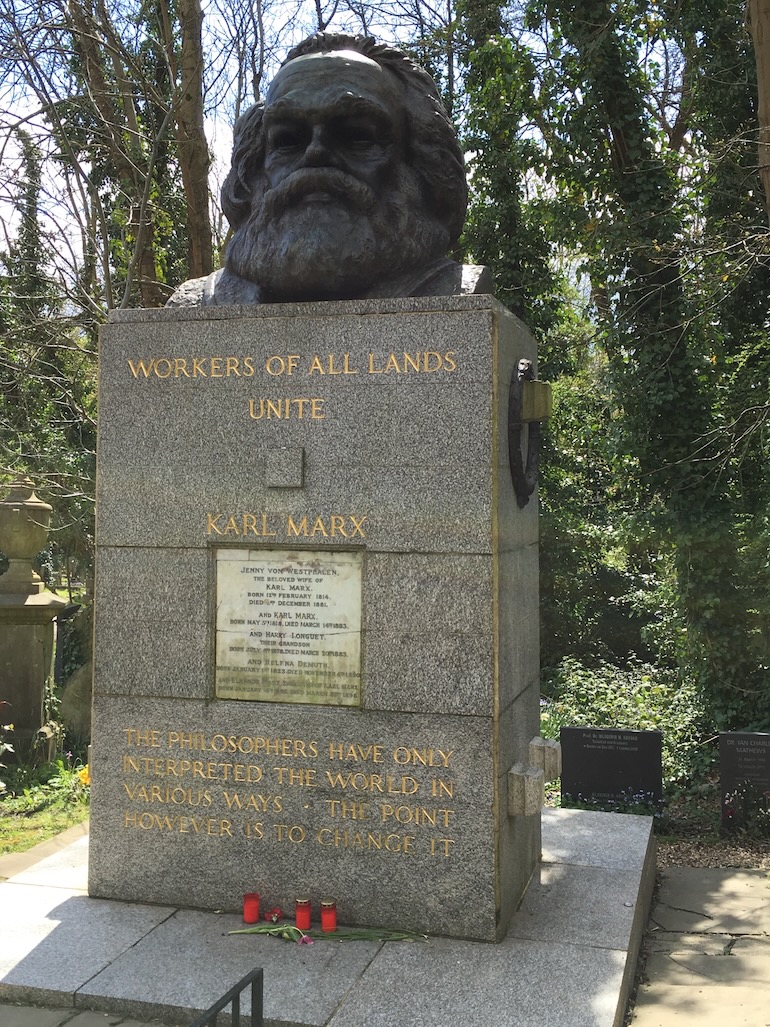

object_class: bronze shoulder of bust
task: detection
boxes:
[166,261,492,308]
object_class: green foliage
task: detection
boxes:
[722,781,770,839]
[453,0,770,732]
[541,657,709,788]
[0,754,90,855]
[0,131,97,583]
[0,704,14,796]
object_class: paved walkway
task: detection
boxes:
[630,865,770,1026]
[16,812,767,1027]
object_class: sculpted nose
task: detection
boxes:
[302,126,334,167]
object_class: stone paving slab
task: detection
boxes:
[541,807,654,871]
[643,935,770,986]
[8,836,89,892]
[0,1003,180,1027]
[510,861,641,949]
[0,884,176,1007]
[650,868,770,934]
[325,936,627,1027]
[0,823,89,883]
[630,982,770,1026]
[77,909,381,1027]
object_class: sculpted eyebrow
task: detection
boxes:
[265,95,393,123]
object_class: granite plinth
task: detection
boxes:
[92,296,541,942]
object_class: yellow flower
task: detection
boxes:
[77,765,91,786]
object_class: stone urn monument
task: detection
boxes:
[0,479,67,759]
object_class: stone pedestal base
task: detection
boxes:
[90,296,542,942]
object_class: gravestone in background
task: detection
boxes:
[720,732,770,831]
[560,727,663,809]
[88,295,543,942]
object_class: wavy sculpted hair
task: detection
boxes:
[221,32,468,244]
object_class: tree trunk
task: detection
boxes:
[748,0,770,224]
[161,0,213,279]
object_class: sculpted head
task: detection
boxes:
[221,33,468,302]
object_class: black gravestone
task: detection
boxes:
[719,732,770,832]
[560,727,663,810]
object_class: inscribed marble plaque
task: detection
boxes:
[215,548,363,705]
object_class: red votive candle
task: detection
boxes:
[320,898,337,933]
[243,892,260,923]
[295,897,311,931]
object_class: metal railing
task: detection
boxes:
[188,967,264,1027]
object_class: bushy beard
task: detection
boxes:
[225,165,449,302]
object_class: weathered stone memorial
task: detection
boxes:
[89,32,548,943]
[560,726,663,810]
[0,479,68,760]
[720,731,770,831]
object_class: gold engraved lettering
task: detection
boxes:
[266,356,284,375]
[123,783,213,806]
[431,778,454,798]
[330,515,346,537]
[429,838,455,857]
[222,791,283,812]
[243,821,265,839]
[327,743,385,763]
[287,515,308,536]
[380,803,454,828]
[123,729,162,747]
[265,354,300,375]
[366,351,458,374]
[349,515,367,537]
[392,747,453,768]
[207,513,277,537]
[326,799,370,819]
[286,514,363,537]
[153,358,173,378]
[325,771,419,794]
[127,355,263,380]
[274,824,306,842]
[122,812,232,835]
[127,358,155,378]
[248,398,324,420]
[310,516,328,537]
[316,828,415,852]
[272,767,317,786]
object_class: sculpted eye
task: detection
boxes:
[268,125,306,150]
[336,119,383,149]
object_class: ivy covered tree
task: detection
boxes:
[458,0,770,729]
[0,132,96,585]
